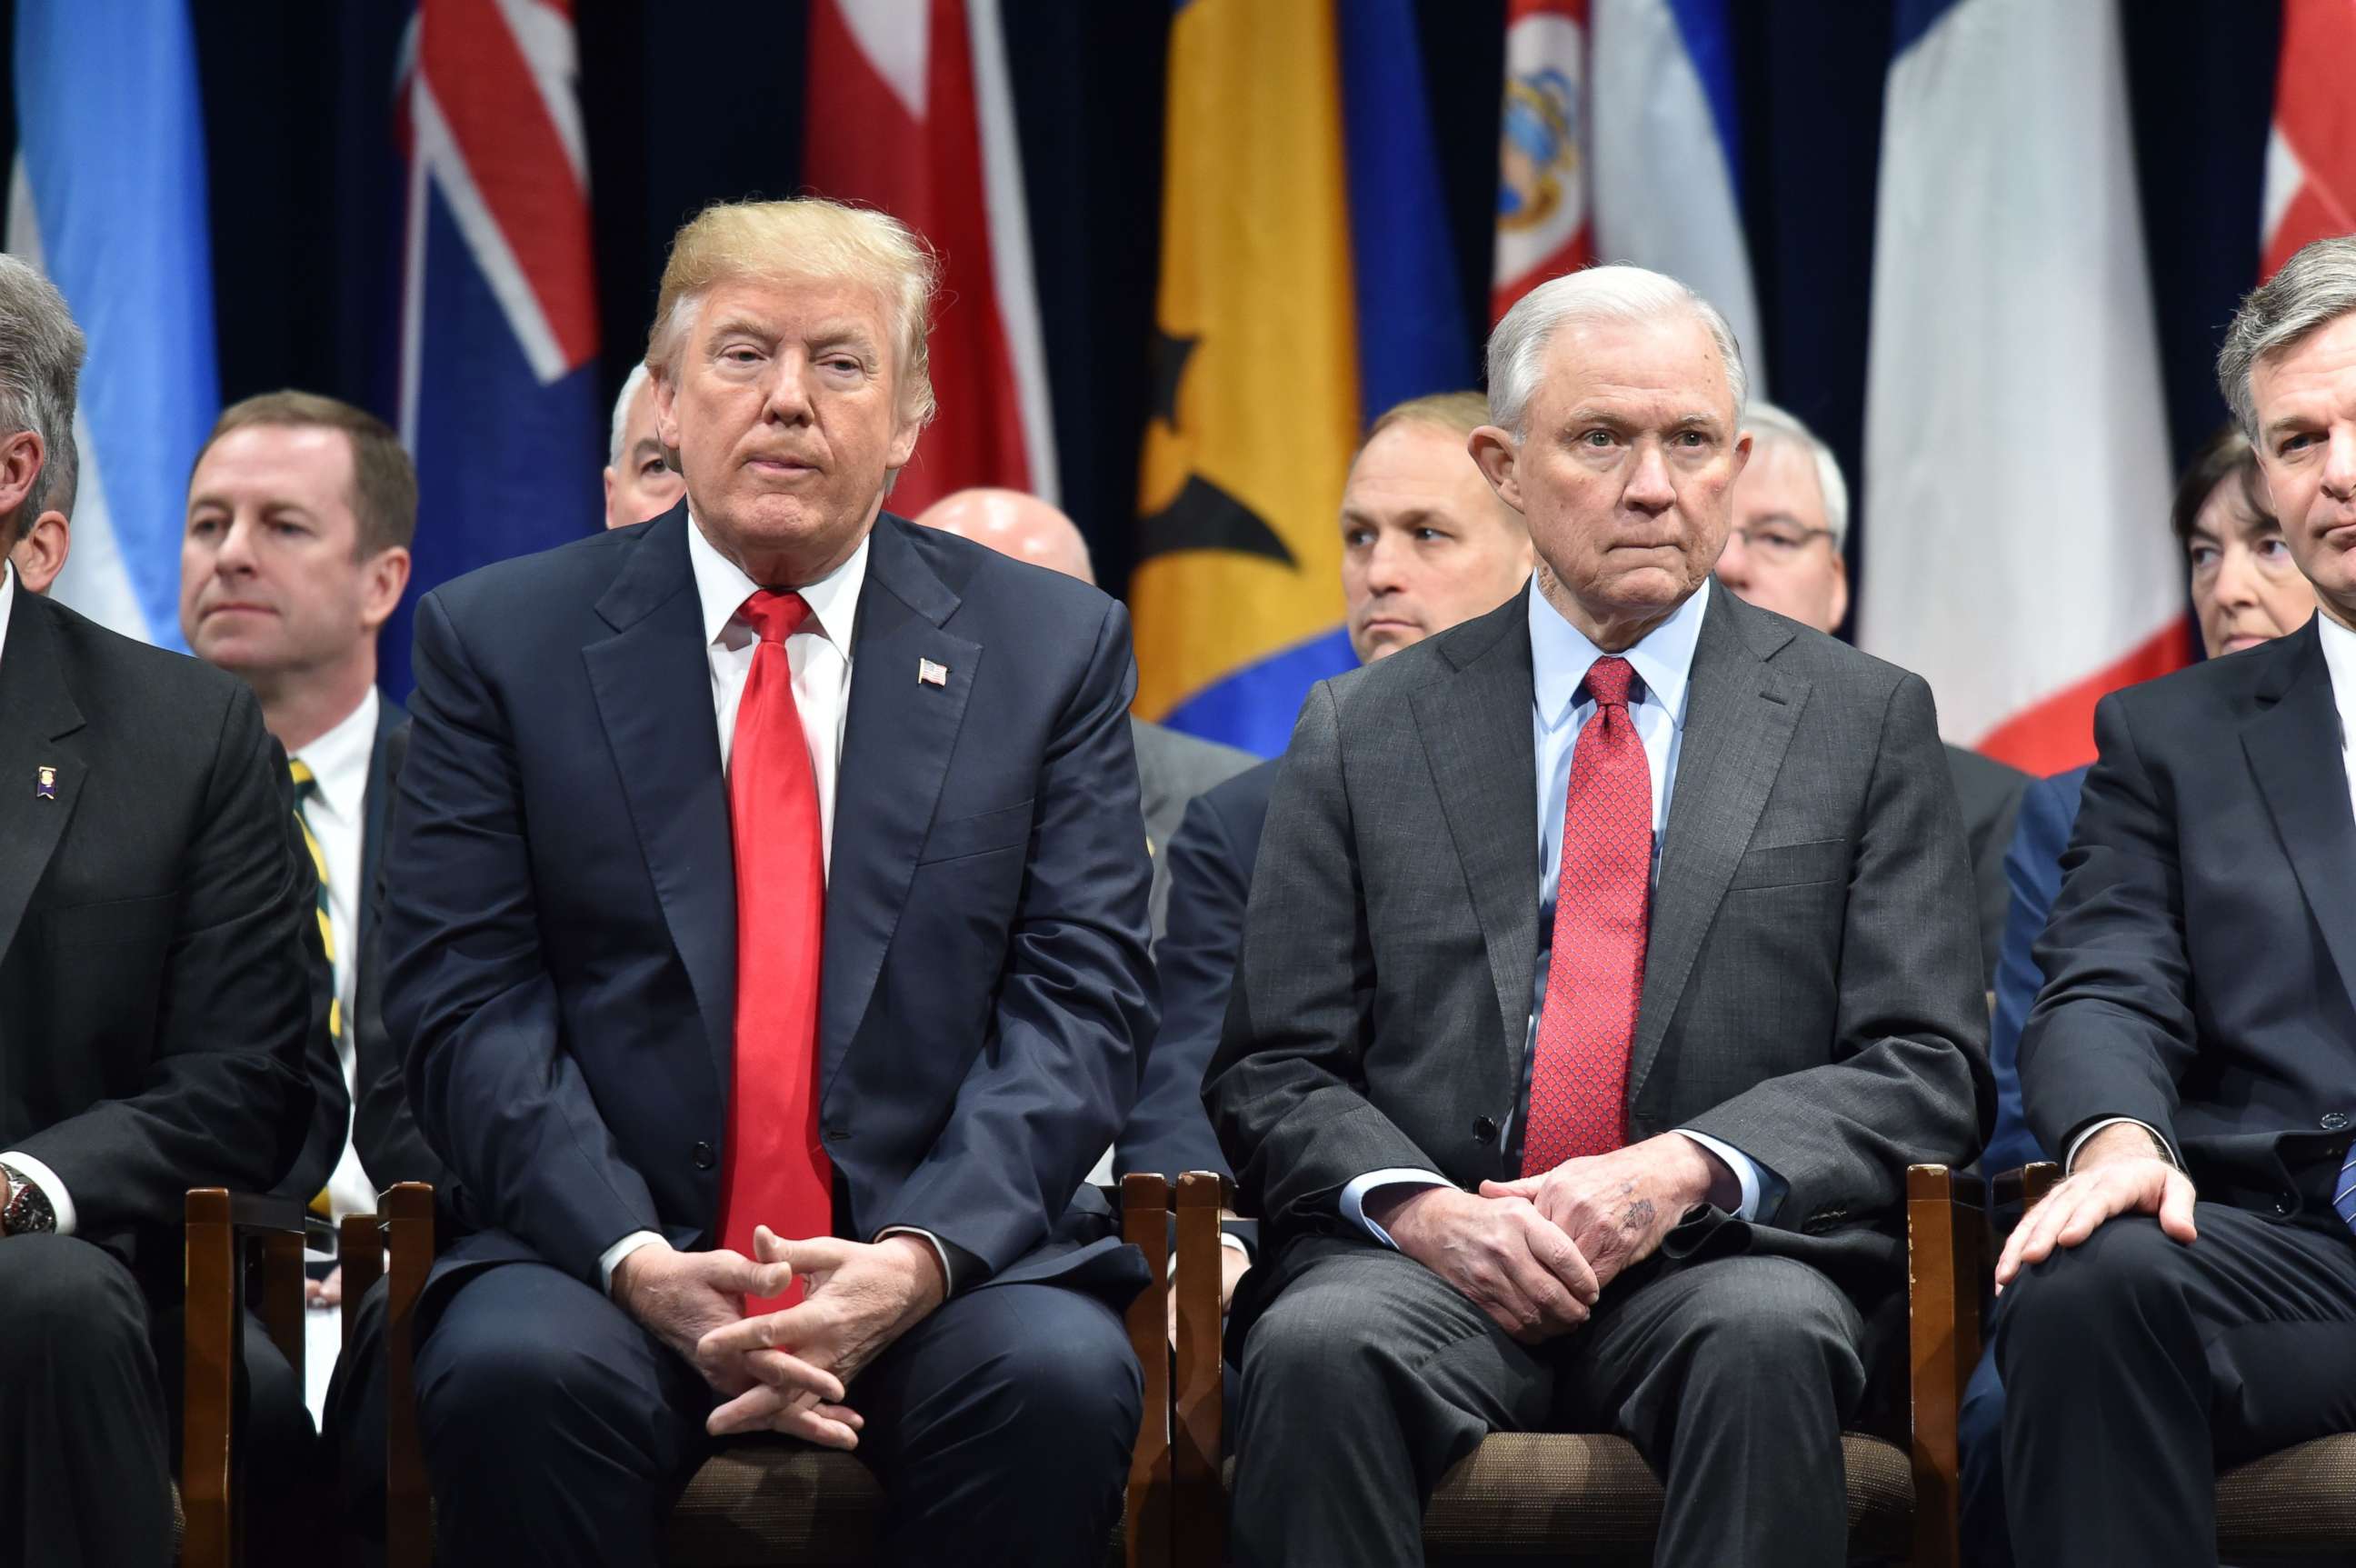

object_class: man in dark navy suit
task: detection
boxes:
[1995,235,2356,1567]
[381,197,1156,1568]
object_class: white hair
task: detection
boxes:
[1740,399,1849,548]
[2219,235,2356,440]
[1484,264,1747,438]
[0,254,85,536]
[608,362,654,468]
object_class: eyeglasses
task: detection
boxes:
[1730,524,1836,563]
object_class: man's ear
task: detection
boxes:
[358,546,412,632]
[1828,550,1851,631]
[0,430,45,525]
[10,510,70,594]
[1469,425,1524,514]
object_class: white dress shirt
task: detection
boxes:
[293,687,381,1221]
[602,518,953,1293]
[2069,609,2356,1173]
[0,562,75,1234]
[1341,582,1777,1245]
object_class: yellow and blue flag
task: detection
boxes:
[1133,0,1468,756]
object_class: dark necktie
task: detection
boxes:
[290,759,339,1218]
[1521,655,1652,1176]
[718,590,832,1311]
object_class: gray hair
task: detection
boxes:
[1485,264,1747,438]
[2219,235,2356,441]
[0,255,86,540]
[1741,399,1848,548]
[608,362,654,468]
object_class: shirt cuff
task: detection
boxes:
[1340,1168,1451,1249]
[0,1151,75,1237]
[1672,1129,1768,1222]
[2064,1117,2179,1173]
[1219,1231,1251,1259]
[875,1226,956,1294]
[599,1230,668,1294]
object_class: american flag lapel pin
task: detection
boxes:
[35,765,57,802]
[918,657,949,688]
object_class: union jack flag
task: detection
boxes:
[386,0,602,695]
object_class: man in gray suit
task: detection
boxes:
[913,487,1253,941]
[1205,266,1989,1567]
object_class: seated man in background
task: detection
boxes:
[384,197,1156,1568]
[0,254,320,1568]
[1712,398,2027,985]
[603,361,687,530]
[179,391,415,1311]
[5,402,72,592]
[1955,420,2319,1567]
[1992,235,2356,1568]
[912,485,1253,945]
[1207,267,1987,1568]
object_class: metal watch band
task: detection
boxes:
[0,1163,56,1236]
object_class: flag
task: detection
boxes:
[1860,0,2185,775]
[803,0,1058,515]
[1587,0,1762,377]
[1134,0,1466,756]
[1492,0,1592,324]
[7,0,218,648]
[2261,0,2356,281]
[390,0,602,696]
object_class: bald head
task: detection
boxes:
[912,487,1094,584]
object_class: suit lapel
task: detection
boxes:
[356,694,406,952]
[0,592,90,962]
[1630,583,1808,1103]
[2242,622,2356,1009]
[819,518,978,1106]
[1411,600,1542,1081]
[582,512,741,1090]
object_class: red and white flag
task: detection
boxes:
[804,0,1056,514]
[2261,0,2356,281]
[1492,0,1592,323]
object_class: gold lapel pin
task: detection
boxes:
[918,658,948,688]
[35,764,57,802]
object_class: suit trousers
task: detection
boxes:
[1227,1236,1869,1568]
[0,1234,317,1568]
[1999,1203,2356,1568]
[404,1257,1143,1568]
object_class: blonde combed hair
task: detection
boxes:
[646,197,942,427]
[1363,390,1492,451]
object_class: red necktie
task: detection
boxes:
[1522,655,1652,1176]
[717,589,832,1311]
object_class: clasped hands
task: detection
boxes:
[611,1225,946,1450]
[1373,1134,1719,1345]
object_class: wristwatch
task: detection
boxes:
[0,1163,56,1236]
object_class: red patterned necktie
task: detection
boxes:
[1521,654,1652,1176]
[717,589,832,1312]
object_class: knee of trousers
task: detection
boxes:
[983,1310,1144,1447]
[1995,1216,2187,1383]
[0,1233,150,1366]
[415,1314,644,1465]
[1669,1257,1865,1405]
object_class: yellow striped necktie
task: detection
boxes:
[290,758,340,1220]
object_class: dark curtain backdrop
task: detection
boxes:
[0,1,2284,631]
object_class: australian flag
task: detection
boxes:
[387,0,602,695]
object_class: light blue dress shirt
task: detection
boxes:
[1342,581,1781,1245]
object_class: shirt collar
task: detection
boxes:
[290,685,380,823]
[686,508,871,653]
[0,559,14,671]
[1528,575,1710,732]
[2317,609,2356,734]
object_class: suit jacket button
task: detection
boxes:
[2324,1112,2349,1133]
[692,1141,716,1171]
[1472,1116,1499,1144]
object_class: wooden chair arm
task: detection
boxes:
[1121,1174,1174,1568]
[1170,1172,1233,1568]
[1905,1164,1987,1568]
[2019,1161,2061,1206]
[182,1188,312,1568]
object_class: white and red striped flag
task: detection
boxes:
[2261,0,2356,281]
[803,0,1056,514]
[1492,0,1592,324]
